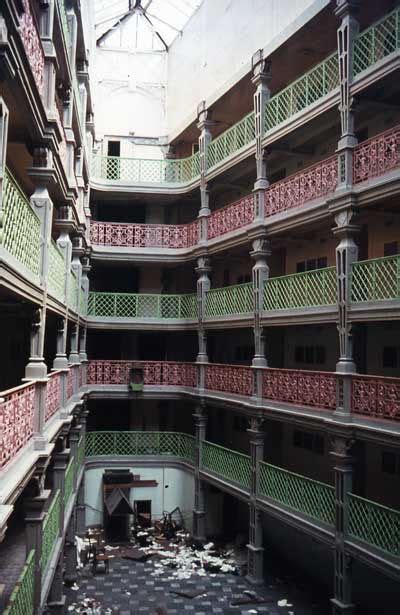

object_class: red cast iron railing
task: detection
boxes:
[19,0,45,98]
[351,374,400,421]
[261,367,337,410]
[204,363,253,396]
[0,382,36,469]
[353,124,400,184]
[207,194,255,240]
[45,371,62,422]
[87,360,197,388]
[90,220,199,249]
[264,155,338,217]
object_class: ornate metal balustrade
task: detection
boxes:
[204,364,253,397]
[41,491,61,579]
[1,169,41,282]
[86,431,195,462]
[67,271,79,312]
[45,371,62,422]
[90,220,199,249]
[353,124,400,184]
[87,360,197,388]
[64,458,74,510]
[348,493,400,556]
[259,461,335,525]
[264,267,337,311]
[353,7,400,77]
[202,441,251,489]
[264,155,337,217]
[207,112,255,170]
[91,152,200,185]
[261,368,337,410]
[0,382,36,469]
[19,0,45,98]
[3,550,35,615]
[205,282,253,318]
[88,291,197,320]
[48,240,66,303]
[264,52,339,133]
[66,368,74,400]
[208,194,255,240]
[351,375,400,422]
[351,254,400,303]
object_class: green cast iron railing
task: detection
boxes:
[207,112,255,170]
[3,550,35,615]
[41,491,61,579]
[205,282,253,317]
[86,431,196,463]
[1,168,41,282]
[64,458,74,510]
[351,255,400,303]
[259,461,335,526]
[202,441,251,489]
[48,240,66,303]
[88,291,197,320]
[353,7,400,77]
[348,493,400,556]
[264,267,337,310]
[264,51,339,133]
[91,152,200,185]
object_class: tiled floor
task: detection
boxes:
[64,556,330,614]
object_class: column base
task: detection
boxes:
[252,356,267,368]
[68,354,80,365]
[79,352,88,362]
[196,353,208,363]
[192,510,206,543]
[53,356,69,370]
[25,359,48,379]
[246,544,264,585]
[46,596,66,614]
[335,359,356,374]
[33,435,47,451]
[330,598,354,614]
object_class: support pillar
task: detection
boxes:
[25,489,51,615]
[39,0,57,116]
[0,97,9,210]
[246,417,265,584]
[197,101,214,244]
[335,0,360,191]
[53,317,69,370]
[330,436,354,614]
[193,401,207,542]
[251,50,271,223]
[69,323,80,364]
[64,510,78,585]
[53,449,69,534]
[195,256,211,367]
[69,427,81,491]
[75,479,86,536]
[46,551,66,614]
[250,237,270,368]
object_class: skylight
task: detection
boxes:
[94,0,203,48]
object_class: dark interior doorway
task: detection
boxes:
[135,500,151,527]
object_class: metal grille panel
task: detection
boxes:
[3,550,35,615]
[205,282,253,317]
[207,112,255,170]
[202,441,251,489]
[349,493,400,556]
[41,491,61,578]
[353,8,400,76]
[264,267,336,310]
[351,255,400,302]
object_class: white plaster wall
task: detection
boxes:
[167,0,330,138]
[85,466,194,530]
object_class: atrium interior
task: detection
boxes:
[0,0,399,613]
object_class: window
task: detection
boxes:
[296,256,327,273]
[384,241,398,257]
[383,346,398,369]
[234,345,253,362]
[294,345,326,365]
[293,429,324,455]
[382,451,399,475]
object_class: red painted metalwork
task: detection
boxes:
[207,195,255,240]
[19,0,45,98]
[90,220,199,249]
[265,155,337,217]
[0,382,36,469]
[45,371,62,422]
[87,361,197,388]
[353,125,400,184]
[204,364,253,397]
[67,368,74,400]
[262,368,336,410]
[351,375,400,421]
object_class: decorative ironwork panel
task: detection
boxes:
[348,493,400,556]
[1,169,41,281]
[48,240,66,303]
[353,125,400,184]
[66,368,74,400]
[87,360,197,388]
[264,267,337,310]
[202,441,251,489]
[353,8,400,77]
[88,292,197,320]
[351,255,400,303]
[3,550,35,615]
[90,220,199,249]
[41,491,61,578]
[259,462,335,525]
[205,282,253,317]
[265,52,339,132]
[205,364,253,397]
[64,458,74,509]
[0,382,36,469]
[45,371,61,422]
[91,153,200,184]
[351,375,400,421]
[264,156,337,217]
[208,195,255,240]
[207,112,255,170]
[262,368,336,410]
[19,0,45,97]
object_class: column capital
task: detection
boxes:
[251,49,271,88]
[333,208,360,235]
[250,237,271,260]
[196,100,215,131]
[195,255,211,276]
[330,435,355,462]
[247,415,265,437]
[334,0,360,19]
